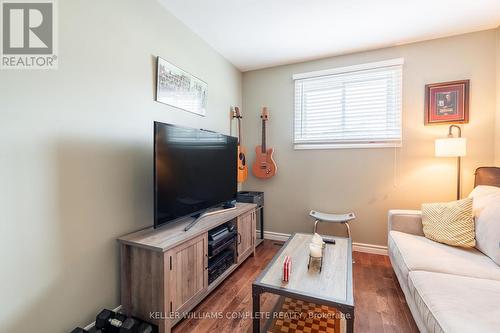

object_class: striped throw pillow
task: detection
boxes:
[422,197,476,247]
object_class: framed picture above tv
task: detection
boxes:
[424,80,469,125]
[155,56,208,116]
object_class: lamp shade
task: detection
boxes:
[435,137,467,157]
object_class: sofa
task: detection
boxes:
[387,168,500,333]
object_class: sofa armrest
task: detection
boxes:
[388,210,424,236]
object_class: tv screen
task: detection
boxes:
[154,122,237,228]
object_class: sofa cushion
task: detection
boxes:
[388,233,412,295]
[388,231,500,281]
[408,271,500,333]
[469,185,500,265]
[421,198,475,248]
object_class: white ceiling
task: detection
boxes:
[158,0,500,71]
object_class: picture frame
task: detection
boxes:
[424,80,469,125]
[155,56,208,116]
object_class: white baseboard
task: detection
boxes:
[257,230,290,242]
[352,242,388,255]
[84,305,122,331]
[257,230,388,255]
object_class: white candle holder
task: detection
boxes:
[308,243,324,272]
[308,253,323,272]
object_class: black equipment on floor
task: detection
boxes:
[93,309,154,333]
[70,308,156,333]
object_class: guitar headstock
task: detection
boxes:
[231,106,242,119]
[261,107,269,121]
[234,106,242,119]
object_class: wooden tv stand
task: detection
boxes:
[117,203,257,333]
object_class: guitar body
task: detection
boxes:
[237,145,248,182]
[232,106,248,183]
[252,146,277,179]
[252,107,277,179]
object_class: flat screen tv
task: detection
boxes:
[154,122,237,228]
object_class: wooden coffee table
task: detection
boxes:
[252,233,354,332]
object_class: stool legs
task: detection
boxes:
[344,222,352,239]
[315,220,352,239]
[313,219,355,264]
[344,222,355,264]
[313,219,320,234]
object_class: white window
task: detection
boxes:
[293,58,403,149]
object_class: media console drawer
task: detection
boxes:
[237,209,256,263]
[166,233,208,315]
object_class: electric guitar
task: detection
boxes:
[252,107,277,179]
[232,106,248,183]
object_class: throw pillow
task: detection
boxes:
[469,186,500,265]
[422,197,475,248]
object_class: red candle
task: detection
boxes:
[283,256,292,282]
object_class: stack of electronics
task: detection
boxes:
[70,309,156,333]
[208,220,237,284]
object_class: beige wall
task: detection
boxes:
[242,30,497,246]
[0,1,241,332]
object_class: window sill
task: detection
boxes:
[294,142,402,150]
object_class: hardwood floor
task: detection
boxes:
[352,249,419,333]
[172,240,419,333]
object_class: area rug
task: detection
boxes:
[266,297,342,333]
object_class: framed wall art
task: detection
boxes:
[424,80,469,125]
[156,56,208,116]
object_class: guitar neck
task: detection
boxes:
[237,118,242,145]
[261,120,266,153]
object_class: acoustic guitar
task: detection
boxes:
[232,106,248,183]
[252,107,277,179]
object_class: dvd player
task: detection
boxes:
[208,221,236,258]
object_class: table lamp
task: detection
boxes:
[435,125,467,200]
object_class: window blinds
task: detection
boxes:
[294,59,403,149]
